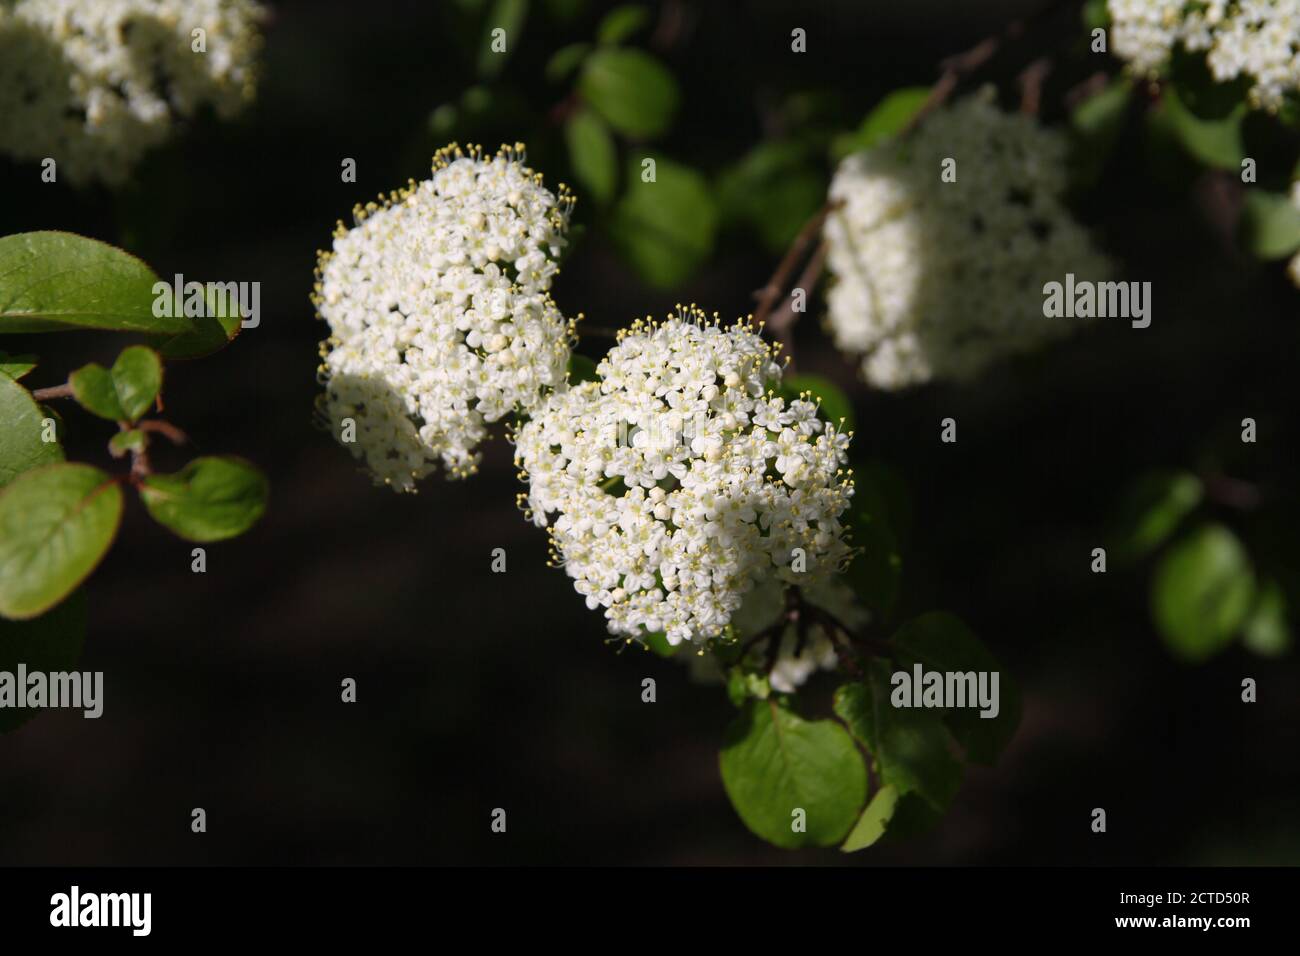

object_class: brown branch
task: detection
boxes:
[751,200,839,335]
[31,383,73,401]
[766,241,828,367]
[1018,57,1053,115]
[137,419,188,445]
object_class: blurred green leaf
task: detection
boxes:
[1242,580,1291,658]
[1082,0,1110,30]
[0,352,37,381]
[139,455,268,543]
[832,87,930,161]
[0,231,188,335]
[725,666,771,706]
[478,0,529,78]
[0,373,63,487]
[1161,61,1248,170]
[567,352,600,384]
[0,463,122,620]
[1112,471,1203,562]
[596,5,650,45]
[717,141,826,253]
[0,589,87,733]
[609,155,717,287]
[579,48,679,139]
[1239,189,1300,261]
[720,697,867,848]
[545,42,590,82]
[844,503,901,619]
[108,429,147,457]
[565,108,618,205]
[892,612,1021,765]
[1153,524,1255,662]
[109,346,162,422]
[840,783,898,852]
[1070,75,1133,184]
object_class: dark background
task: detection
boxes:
[1,0,1297,865]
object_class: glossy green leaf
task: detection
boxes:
[0,373,64,487]
[565,108,618,205]
[840,783,898,852]
[1112,471,1203,562]
[832,87,930,160]
[720,697,867,848]
[138,455,268,543]
[892,612,1021,765]
[0,352,37,381]
[609,155,717,287]
[1239,189,1300,261]
[69,363,124,421]
[0,463,123,620]
[833,662,963,811]
[111,346,162,421]
[0,590,87,734]
[0,231,188,335]
[1152,524,1255,662]
[579,48,679,139]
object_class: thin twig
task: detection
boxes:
[31,383,73,401]
[765,240,828,366]
[1018,57,1053,114]
[751,200,838,331]
[137,419,188,445]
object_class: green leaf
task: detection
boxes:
[1239,189,1300,261]
[545,42,590,82]
[1112,471,1203,562]
[153,289,242,360]
[1082,0,1110,30]
[720,697,867,848]
[0,374,64,488]
[108,429,147,457]
[1152,524,1256,662]
[0,463,123,620]
[565,108,618,205]
[832,87,930,160]
[478,0,529,78]
[138,455,268,543]
[579,48,679,139]
[833,662,963,811]
[567,352,600,384]
[781,372,854,430]
[609,155,717,287]
[1161,84,1247,171]
[0,590,87,734]
[0,231,189,335]
[844,503,901,618]
[892,612,1021,765]
[1242,580,1291,658]
[0,352,38,381]
[596,5,650,45]
[110,345,163,421]
[716,141,826,253]
[69,364,124,421]
[725,666,771,706]
[840,783,898,852]
[1070,75,1133,184]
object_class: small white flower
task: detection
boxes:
[516,308,855,645]
[0,0,265,185]
[315,144,576,490]
[823,89,1112,389]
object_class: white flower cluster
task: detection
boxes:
[1290,180,1300,285]
[515,308,855,646]
[0,0,264,185]
[1109,0,1300,109]
[315,144,576,489]
[823,90,1110,390]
